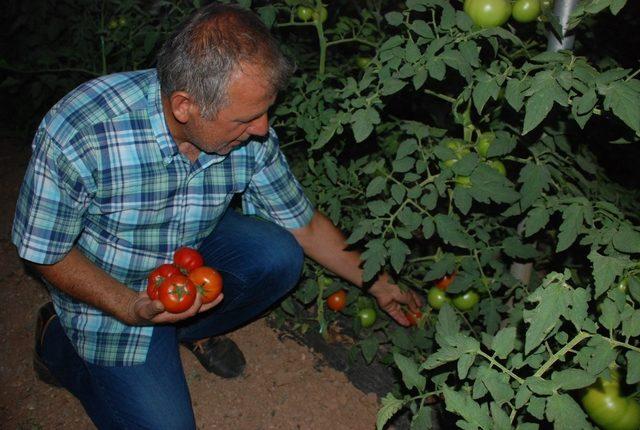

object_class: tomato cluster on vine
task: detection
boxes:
[427,272,481,312]
[146,247,223,313]
[463,0,549,28]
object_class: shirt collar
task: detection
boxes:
[147,71,180,161]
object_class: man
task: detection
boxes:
[13,3,422,429]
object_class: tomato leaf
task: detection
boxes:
[588,250,633,298]
[394,352,426,391]
[442,386,493,430]
[410,407,432,430]
[550,369,596,390]
[545,394,592,430]
[376,393,404,430]
[523,279,569,354]
[602,80,640,133]
[626,351,640,385]
[524,206,550,237]
[612,225,640,253]
[556,204,584,252]
[491,327,516,359]
[478,367,514,405]
[435,214,475,249]
[360,335,379,364]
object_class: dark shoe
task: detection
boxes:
[182,337,246,378]
[33,302,62,387]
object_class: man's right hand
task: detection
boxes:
[125,291,224,326]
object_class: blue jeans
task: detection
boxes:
[38,209,304,429]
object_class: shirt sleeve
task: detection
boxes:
[12,126,92,264]
[242,129,314,229]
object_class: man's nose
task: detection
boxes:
[246,113,269,136]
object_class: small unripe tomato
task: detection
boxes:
[296,6,314,22]
[452,289,480,311]
[357,308,377,327]
[313,6,328,23]
[427,287,450,310]
[455,176,473,188]
[512,0,541,23]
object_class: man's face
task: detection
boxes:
[183,68,277,155]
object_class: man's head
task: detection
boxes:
[157,3,293,119]
[157,4,293,155]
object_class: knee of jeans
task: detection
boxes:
[262,229,304,290]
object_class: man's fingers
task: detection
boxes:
[199,293,224,313]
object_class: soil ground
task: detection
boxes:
[0,139,381,430]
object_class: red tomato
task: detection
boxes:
[173,247,204,273]
[158,274,197,313]
[405,310,423,326]
[436,272,456,291]
[147,263,181,300]
[327,290,347,311]
[188,266,223,304]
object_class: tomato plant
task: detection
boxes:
[512,0,542,23]
[188,266,223,304]
[357,308,377,328]
[147,263,181,300]
[9,1,640,428]
[296,6,313,22]
[158,274,197,314]
[173,247,204,273]
[326,289,347,311]
[451,289,480,311]
[464,0,512,28]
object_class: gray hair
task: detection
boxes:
[157,3,294,119]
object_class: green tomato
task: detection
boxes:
[313,6,328,23]
[512,0,541,23]
[108,18,119,30]
[488,159,507,176]
[476,132,494,158]
[465,0,512,28]
[617,278,629,294]
[541,0,554,10]
[355,56,371,69]
[582,386,640,430]
[427,287,450,310]
[357,308,377,327]
[452,289,480,311]
[118,16,127,27]
[455,176,472,188]
[296,6,314,22]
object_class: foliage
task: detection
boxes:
[2,0,640,428]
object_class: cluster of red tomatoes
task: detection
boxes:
[464,0,551,28]
[427,273,480,312]
[146,247,223,313]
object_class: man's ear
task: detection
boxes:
[168,91,195,124]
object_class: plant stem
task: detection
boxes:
[477,350,525,384]
[534,331,592,378]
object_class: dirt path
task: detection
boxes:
[0,140,380,429]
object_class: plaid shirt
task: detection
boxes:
[12,69,314,366]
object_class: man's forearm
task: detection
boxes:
[290,211,374,287]
[30,248,137,323]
